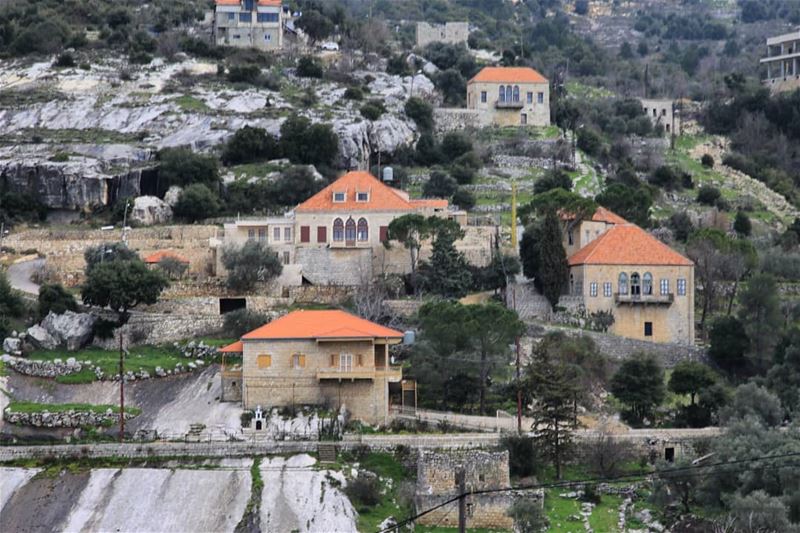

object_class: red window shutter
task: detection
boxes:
[300,226,310,243]
[379,226,389,243]
[317,226,327,243]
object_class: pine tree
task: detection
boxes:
[418,219,472,298]
[525,342,580,480]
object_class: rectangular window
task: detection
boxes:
[257,354,271,368]
[527,92,533,103]
[317,226,327,243]
[258,228,266,242]
[282,251,290,265]
[480,91,487,103]
[273,227,281,241]
[537,92,544,104]
[265,34,271,41]
[333,192,346,203]
[357,192,369,202]
[380,226,389,243]
[329,354,338,367]
[257,13,279,22]
[239,12,252,22]
[677,278,687,296]
[300,226,310,243]
[227,13,235,20]
[292,354,305,369]
[603,282,612,297]
[662,109,667,116]
[660,279,670,295]
[575,282,583,296]
[247,228,255,241]
[284,227,291,242]
[644,322,653,337]
[590,282,598,297]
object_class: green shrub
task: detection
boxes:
[296,55,323,78]
[701,153,714,168]
[360,99,386,121]
[223,308,270,337]
[697,185,722,205]
[345,474,381,507]
[227,64,261,84]
[343,86,363,100]
[54,53,76,68]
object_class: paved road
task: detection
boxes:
[6,258,43,295]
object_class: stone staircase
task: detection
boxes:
[317,443,337,463]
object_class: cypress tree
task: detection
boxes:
[538,210,569,309]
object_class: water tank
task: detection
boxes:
[383,166,394,183]
[403,330,416,345]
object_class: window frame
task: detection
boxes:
[677,278,687,296]
[603,282,612,297]
[332,191,346,203]
[356,191,369,203]
[357,217,369,242]
[618,273,628,295]
[643,272,653,296]
[660,278,670,296]
[590,282,598,297]
[480,91,487,103]
[333,218,344,242]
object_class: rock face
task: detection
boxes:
[130,195,173,226]
[40,311,96,351]
[163,186,182,207]
[335,116,416,169]
[2,337,21,354]
[25,325,58,350]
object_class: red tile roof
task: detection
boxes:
[239,310,404,340]
[469,67,548,84]
[296,171,448,212]
[221,341,243,353]
[568,224,693,267]
[216,0,280,5]
[142,250,190,264]
[560,206,628,225]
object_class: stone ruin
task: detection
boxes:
[415,449,542,530]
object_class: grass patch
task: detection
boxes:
[565,81,615,101]
[7,401,140,416]
[341,451,413,532]
[544,492,583,533]
[228,161,285,179]
[0,128,141,144]
[174,95,210,112]
[588,494,622,532]
[28,345,193,384]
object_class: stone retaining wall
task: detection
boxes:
[1,355,84,378]
[433,108,491,133]
[3,410,137,428]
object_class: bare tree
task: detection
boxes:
[584,426,633,478]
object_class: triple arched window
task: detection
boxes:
[498,85,521,103]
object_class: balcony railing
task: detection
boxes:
[615,293,674,305]
[495,100,524,109]
[316,366,403,381]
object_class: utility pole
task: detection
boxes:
[510,181,518,250]
[456,467,467,533]
[118,332,125,442]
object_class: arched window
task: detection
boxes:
[631,273,641,296]
[333,218,344,241]
[618,273,628,295]
[499,86,505,102]
[357,218,369,241]
[345,217,356,243]
[513,85,520,102]
[643,272,653,295]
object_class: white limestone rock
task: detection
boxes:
[26,325,58,350]
[163,186,183,207]
[130,195,173,226]
[3,337,21,354]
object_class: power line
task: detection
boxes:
[379,451,800,533]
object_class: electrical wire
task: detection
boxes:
[378,451,800,532]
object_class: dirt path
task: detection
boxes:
[6,257,43,295]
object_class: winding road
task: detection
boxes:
[6,257,43,295]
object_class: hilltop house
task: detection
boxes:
[212,170,465,286]
[639,98,675,134]
[563,209,695,345]
[416,22,469,48]
[220,310,412,424]
[761,29,800,94]
[466,67,550,127]
[213,0,283,50]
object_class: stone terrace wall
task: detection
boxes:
[434,108,491,134]
[4,225,218,286]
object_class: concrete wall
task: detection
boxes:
[214,4,283,50]
[416,22,469,48]
[467,81,550,127]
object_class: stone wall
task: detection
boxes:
[3,409,137,428]
[92,313,224,348]
[383,299,423,319]
[415,21,469,48]
[295,247,373,286]
[433,108,491,133]
[1,355,84,378]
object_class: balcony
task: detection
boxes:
[615,293,674,305]
[495,100,524,109]
[316,366,403,382]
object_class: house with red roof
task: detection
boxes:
[220,309,411,424]
[467,67,550,127]
[214,170,461,286]
[213,0,283,50]
[562,209,695,345]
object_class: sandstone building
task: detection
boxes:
[761,29,800,94]
[563,208,695,345]
[213,0,283,50]
[415,21,469,48]
[212,171,469,286]
[466,67,550,127]
[221,310,408,424]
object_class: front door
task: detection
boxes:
[340,353,353,373]
[521,113,528,125]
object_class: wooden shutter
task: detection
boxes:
[379,226,389,243]
[257,354,272,368]
[356,354,363,367]
[299,354,306,368]
[317,226,327,243]
[300,226,310,243]
[330,354,338,367]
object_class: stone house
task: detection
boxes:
[415,21,469,48]
[564,210,695,345]
[640,98,674,134]
[212,171,466,286]
[761,29,800,94]
[220,309,409,424]
[213,0,283,50]
[466,67,550,127]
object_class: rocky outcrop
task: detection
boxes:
[40,311,96,351]
[335,116,416,169]
[3,337,21,355]
[25,325,58,350]
[163,186,182,207]
[130,195,173,226]
[3,408,137,428]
